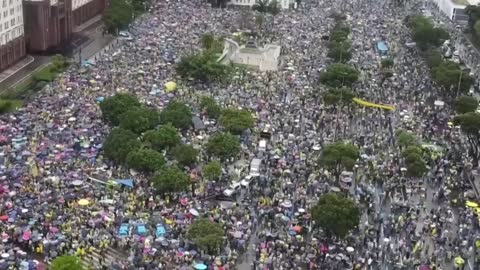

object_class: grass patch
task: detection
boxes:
[0,55,69,112]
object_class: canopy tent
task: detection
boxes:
[115,179,134,187]
[376,41,389,54]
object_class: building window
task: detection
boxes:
[3,11,6,18]
[9,8,13,15]
[4,22,7,30]
[10,18,14,26]
[2,0,5,7]
[8,0,11,4]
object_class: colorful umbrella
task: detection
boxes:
[78,199,90,206]
[165,81,177,92]
[194,263,207,270]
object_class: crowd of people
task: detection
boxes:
[0,0,479,269]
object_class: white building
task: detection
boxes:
[0,0,25,71]
[431,0,473,21]
[228,0,295,9]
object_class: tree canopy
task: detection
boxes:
[454,112,480,166]
[103,128,141,164]
[152,166,191,194]
[100,93,141,126]
[171,144,199,167]
[187,218,225,255]
[252,0,280,15]
[103,0,133,34]
[432,61,474,94]
[323,87,355,108]
[202,160,222,181]
[200,33,224,54]
[176,52,232,82]
[143,124,181,150]
[50,255,84,270]
[407,15,449,50]
[119,106,159,134]
[125,148,165,173]
[206,133,241,159]
[219,108,255,135]
[159,101,193,130]
[318,141,359,178]
[311,193,360,238]
[455,96,478,114]
[396,130,419,149]
[319,63,359,88]
[200,96,222,119]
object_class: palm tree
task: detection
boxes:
[252,0,270,13]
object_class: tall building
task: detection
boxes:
[23,0,73,52]
[23,0,105,52]
[72,0,106,26]
[0,0,26,71]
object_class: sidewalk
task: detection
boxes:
[73,15,102,33]
[0,56,34,83]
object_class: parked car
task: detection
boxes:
[241,175,258,187]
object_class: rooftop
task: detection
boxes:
[451,0,469,6]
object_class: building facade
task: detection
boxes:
[72,0,105,26]
[23,0,73,52]
[23,0,105,52]
[0,0,26,71]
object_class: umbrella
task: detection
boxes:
[72,180,83,186]
[165,81,177,92]
[78,199,90,206]
[434,100,445,106]
[194,263,207,270]
[419,265,430,270]
[346,247,354,253]
[292,225,301,232]
[281,200,292,208]
[189,209,199,216]
[466,201,478,208]
[454,256,465,266]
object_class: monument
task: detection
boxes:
[219,38,281,71]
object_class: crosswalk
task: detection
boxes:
[80,247,125,270]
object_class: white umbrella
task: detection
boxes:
[281,200,293,208]
[68,117,76,122]
[434,100,445,106]
[189,209,199,216]
[400,167,407,172]
[346,247,354,253]
[72,180,83,186]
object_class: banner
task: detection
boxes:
[352,98,395,111]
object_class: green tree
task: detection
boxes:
[119,106,159,134]
[171,144,199,167]
[320,63,359,88]
[0,100,13,114]
[475,20,480,37]
[51,54,69,71]
[187,218,225,255]
[327,41,352,63]
[466,5,480,34]
[103,0,133,34]
[396,130,418,149]
[311,193,360,238]
[252,0,269,13]
[318,141,359,180]
[103,128,141,164]
[402,145,423,158]
[432,61,474,94]
[455,96,478,114]
[50,255,84,270]
[176,52,232,82]
[454,112,480,166]
[206,133,241,159]
[404,153,427,177]
[125,148,165,173]
[322,88,355,109]
[381,58,394,69]
[202,160,222,181]
[424,49,443,69]
[268,0,281,17]
[219,108,255,135]
[143,123,181,150]
[407,15,449,50]
[200,96,222,119]
[159,101,193,130]
[100,93,141,125]
[330,23,350,43]
[152,166,191,194]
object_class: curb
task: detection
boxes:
[10,63,51,89]
[0,55,35,84]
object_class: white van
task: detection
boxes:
[258,139,267,152]
[250,158,262,176]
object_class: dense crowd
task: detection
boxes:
[0,0,479,269]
